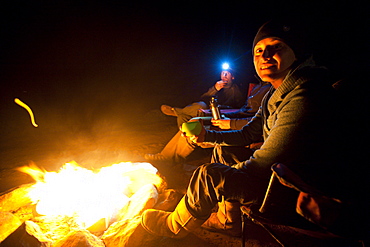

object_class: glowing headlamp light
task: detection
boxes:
[222,63,230,70]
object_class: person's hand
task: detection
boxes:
[180,119,206,144]
[211,118,231,129]
[215,80,228,91]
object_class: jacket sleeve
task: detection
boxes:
[199,85,219,103]
[203,107,263,146]
[229,118,253,130]
[205,88,322,180]
[243,91,322,179]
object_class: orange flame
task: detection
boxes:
[19,161,163,228]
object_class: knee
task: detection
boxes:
[194,163,212,175]
[193,101,207,109]
[195,163,228,177]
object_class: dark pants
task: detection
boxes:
[211,145,254,166]
[185,162,270,219]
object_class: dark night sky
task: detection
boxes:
[0,0,368,162]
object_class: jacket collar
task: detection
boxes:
[267,56,322,112]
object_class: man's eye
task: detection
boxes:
[255,48,263,53]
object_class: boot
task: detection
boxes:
[141,196,206,238]
[161,105,177,116]
[202,199,242,237]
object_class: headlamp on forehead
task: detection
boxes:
[222,63,230,70]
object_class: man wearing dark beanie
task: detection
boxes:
[252,18,312,62]
[140,18,363,241]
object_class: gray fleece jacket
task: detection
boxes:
[204,57,339,190]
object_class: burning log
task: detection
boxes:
[0,183,34,212]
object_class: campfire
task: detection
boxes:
[0,161,179,246]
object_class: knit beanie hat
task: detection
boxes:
[252,18,312,60]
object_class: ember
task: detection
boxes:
[14,98,39,127]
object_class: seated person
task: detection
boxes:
[140,17,365,240]
[160,65,247,127]
[144,79,271,163]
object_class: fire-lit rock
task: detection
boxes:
[102,216,144,247]
[53,230,105,247]
[1,221,52,247]
[0,212,22,242]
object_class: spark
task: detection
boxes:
[14,98,38,127]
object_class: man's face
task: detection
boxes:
[253,38,296,87]
[220,71,234,84]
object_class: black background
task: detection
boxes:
[0,0,368,171]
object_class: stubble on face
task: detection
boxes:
[253,38,296,88]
